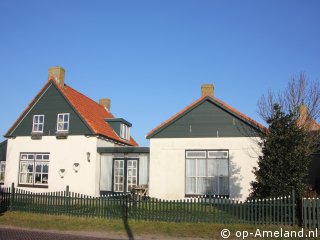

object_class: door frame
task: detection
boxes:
[112,157,139,193]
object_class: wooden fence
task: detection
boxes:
[0,183,300,226]
[303,198,320,228]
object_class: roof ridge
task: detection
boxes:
[61,83,115,118]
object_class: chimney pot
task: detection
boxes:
[99,98,111,111]
[201,84,214,97]
[48,66,65,87]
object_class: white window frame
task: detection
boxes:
[120,123,130,141]
[114,160,124,192]
[186,150,229,196]
[57,113,70,132]
[32,115,44,133]
[0,161,5,183]
[19,153,50,186]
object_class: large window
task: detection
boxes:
[0,161,5,183]
[19,153,49,187]
[57,113,70,132]
[32,115,44,133]
[186,150,229,196]
[120,124,130,140]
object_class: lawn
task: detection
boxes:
[0,211,318,240]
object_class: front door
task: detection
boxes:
[113,158,138,193]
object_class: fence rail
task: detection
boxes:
[0,183,306,227]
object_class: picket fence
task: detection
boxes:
[0,183,305,227]
[303,198,320,228]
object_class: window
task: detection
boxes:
[32,115,44,133]
[0,161,5,183]
[186,150,229,196]
[120,124,130,140]
[57,113,70,132]
[19,153,49,186]
[113,158,138,192]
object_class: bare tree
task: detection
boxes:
[258,72,320,154]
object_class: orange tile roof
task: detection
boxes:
[147,95,266,138]
[6,79,138,146]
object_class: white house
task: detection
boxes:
[3,67,149,196]
[146,84,265,201]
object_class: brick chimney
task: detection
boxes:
[201,84,214,97]
[99,98,111,111]
[48,66,65,87]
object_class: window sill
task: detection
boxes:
[56,131,69,139]
[31,132,43,140]
[18,184,48,189]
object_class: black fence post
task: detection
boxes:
[294,189,303,227]
[65,185,69,215]
[10,182,15,211]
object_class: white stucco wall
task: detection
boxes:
[149,137,260,201]
[5,136,113,196]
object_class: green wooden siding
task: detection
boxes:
[10,83,92,136]
[152,100,260,138]
[107,121,121,136]
[0,140,7,161]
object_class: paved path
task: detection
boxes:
[0,225,208,240]
[0,226,132,240]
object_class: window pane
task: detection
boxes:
[58,123,63,130]
[219,176,229,195]
[208,159,218,176]
[186,177,196,194]
[35,164,42,172]
[186,159,196,177]
[63,123,68,130]
[207,177,219,195]
[197,159,206,176]
[43,164,49,173]
[197,177,207,194]
[64,114,69,121]
[218,159,229,176]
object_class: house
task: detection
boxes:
[146,84,265,201]
[3,66,149,196]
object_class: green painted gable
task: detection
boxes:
[0,140,7,161]
[150,99,261,138]
[9,83,92,136]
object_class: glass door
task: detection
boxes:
[113,160,124,192]
[127,160,138,192]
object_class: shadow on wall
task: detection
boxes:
[229,154,243,199]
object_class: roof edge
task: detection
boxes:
[146,96,266,139]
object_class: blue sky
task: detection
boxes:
[1,0,319,146]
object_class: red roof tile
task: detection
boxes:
[147,95,266,138]
[6,79,138,146]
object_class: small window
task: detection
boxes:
[186,151,206,158]
[208,151,228,159]
[57,113,70,132]
[0,161,6,183]
[32,115,44,133]
[120,124,130,140]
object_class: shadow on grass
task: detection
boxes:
[122,215,134,240]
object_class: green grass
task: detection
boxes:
[0,211,318,239]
